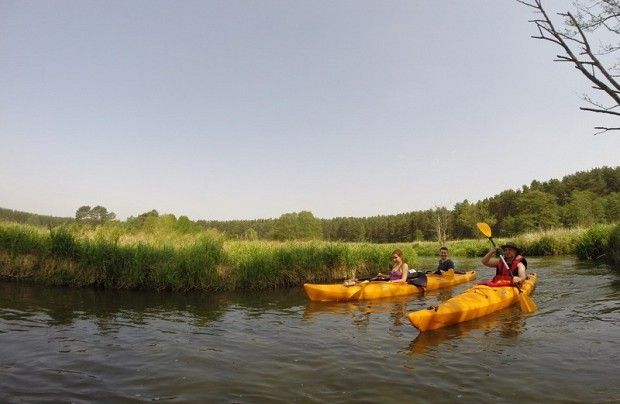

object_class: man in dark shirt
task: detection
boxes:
[435,246,455,274]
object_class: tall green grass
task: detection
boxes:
[0,221,616,291]
[0,223,225,290]
[0,222,418,291]
[225,241,417,290]
[607,224,620,268]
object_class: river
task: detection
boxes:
[1,257,618,403]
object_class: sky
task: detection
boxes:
[1,0,619,221]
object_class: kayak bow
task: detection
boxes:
[407,273,537,331]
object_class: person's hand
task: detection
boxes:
[512,276,521,284]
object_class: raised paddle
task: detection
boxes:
[476,222,537,313]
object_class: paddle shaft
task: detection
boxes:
[356,276,388,282]
[354,272,427,287]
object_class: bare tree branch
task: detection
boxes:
[580,106,620,115]
[518,0,620,133]
[594,126,620,135]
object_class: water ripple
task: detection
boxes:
[0,258,618,402]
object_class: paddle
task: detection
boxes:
[476,222,537,313]
[353,276,388,282]
[346,272,427,287]
[407,272,428,287]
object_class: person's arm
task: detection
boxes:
[482,248,499,268]
[513,263,526,283]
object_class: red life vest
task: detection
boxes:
[494,255,525,281]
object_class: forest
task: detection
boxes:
[1,166,618,243]
[201,166,620,242]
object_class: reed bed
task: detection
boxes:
[0,221,616,291]
[607,224,620,267]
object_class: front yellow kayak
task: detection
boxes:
[303,271,477,302]
[407,273,538,331]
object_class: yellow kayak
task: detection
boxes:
[407,273,538,331]
[303,271,477,302]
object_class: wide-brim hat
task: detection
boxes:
[501,242,521,255]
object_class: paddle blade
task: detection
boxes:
[443,268,455,278]
[476,222,492,238]
[518,293,538,313]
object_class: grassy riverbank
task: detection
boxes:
[0,222,418,291]
[0,222,617,291]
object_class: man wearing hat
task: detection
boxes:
[481,242,527,284]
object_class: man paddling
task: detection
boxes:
[481,242,527,284]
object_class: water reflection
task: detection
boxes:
[303,295,415,327]
[302,301,360,320]
[0,282,231,331]
[407,308,526,355]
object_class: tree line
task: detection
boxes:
[202,166,620,242]
[0,207,71,228]
[1,166,618,242]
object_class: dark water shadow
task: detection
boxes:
[0,282,231,330]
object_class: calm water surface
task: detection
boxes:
[1,257,618,403]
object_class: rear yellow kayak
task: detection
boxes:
[303,271,477,302]
[407,273,537,331]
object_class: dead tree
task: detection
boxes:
[433,207,450,247]
[518,0,620,134]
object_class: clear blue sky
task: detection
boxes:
[1,0,619,221]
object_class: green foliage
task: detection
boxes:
[0,221,226,290]
[514,190,561,232]
[0,207,72,227]
[50,228,79,258]
[575,225,611,260]
[602,192,620,222]
[411,239,490,259]
[271,211,323,241]
[75,205,116,224]
[3,220,619,291]
[3,166,618,244]
[453,200,495,239]
[561,190,605,227]
[226,241,407,290]
[243,227,259,241]
[524,235,567,256]
[202,167,619,242]
[607,224,620,268]
[0,223,48,255]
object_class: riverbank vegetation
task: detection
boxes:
[0,221,416,291]
[0,221,617,291]
[1,166,618,290]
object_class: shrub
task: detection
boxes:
[50,228,79,258]
[607,224,620,268]
[575,225,610,260]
